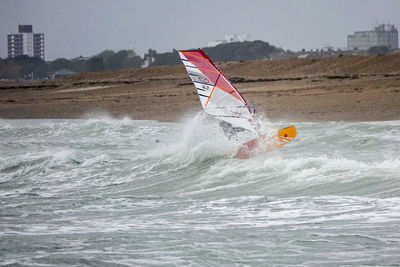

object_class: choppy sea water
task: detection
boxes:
[1,115,400,266]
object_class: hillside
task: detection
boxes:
[149,40,281,66]
[63,54,400,82]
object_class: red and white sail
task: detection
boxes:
[178,49,257,134]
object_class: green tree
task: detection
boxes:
[49,58,72,72]
[151,49,180,66]
[70,57,88,73]
[149,41,283,67]
[105,50,128,70]
[97,50,115,60]
[0,60,22,80]
[13,56,46,79]
[368,46,389,56]
[203,40,281,62]
[87,57,104,72]
[0,56,46,79]
[124,52,143,69]
[96,49,142,70]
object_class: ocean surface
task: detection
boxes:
[1,115,400,266]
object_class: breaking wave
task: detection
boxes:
[1,116,400,265]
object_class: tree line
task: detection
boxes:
[0,49,142,80]
[146,40,282,66]
[0,40,393,80]
[0,40,283,80]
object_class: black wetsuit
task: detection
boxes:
[219,105,256,139]
[219,121,246,140]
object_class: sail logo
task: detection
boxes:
[199,76,210,84]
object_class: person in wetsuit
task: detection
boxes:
[219,105,256,140]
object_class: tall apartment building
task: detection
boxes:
[7,25,45,60]
[347,24,398,51]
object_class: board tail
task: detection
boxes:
[234,126,297,159]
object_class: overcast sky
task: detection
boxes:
[1,0,399,60]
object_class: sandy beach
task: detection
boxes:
[1,55,400,122]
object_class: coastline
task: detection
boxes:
[1,55,400,122]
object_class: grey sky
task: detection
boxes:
[1,0,399,60]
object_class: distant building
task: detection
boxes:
[7,25,45,60]
[208,34,249,47]
[347,24,398,51]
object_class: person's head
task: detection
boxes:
[247,105,256,114]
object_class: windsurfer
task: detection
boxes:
[219,104,258,139]
[178,50,260,139]
[219,120,246,139]
[247,105,256,114]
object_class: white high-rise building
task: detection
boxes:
[347,24,398,51]
[7,25,45,60]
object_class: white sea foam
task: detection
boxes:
[1,118,400,266]
[81,154,110,167]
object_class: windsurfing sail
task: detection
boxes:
[178,49,258,134]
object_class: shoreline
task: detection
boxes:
[1,55,399,122]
